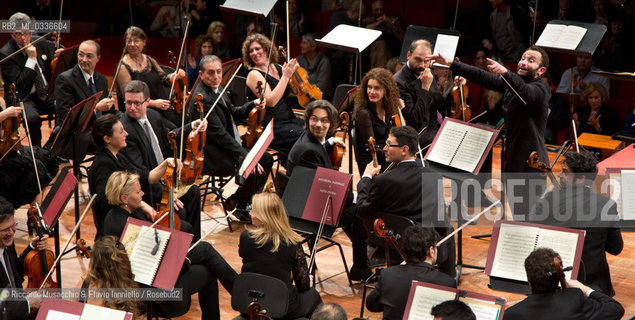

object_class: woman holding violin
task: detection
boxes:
[242,33,304,158]
[87,114,189,238]
[353,67,402,174]
[115,26,186,126]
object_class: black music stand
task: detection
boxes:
[398,25,461,63]
[47,44,79,97]
[49,92,100,241]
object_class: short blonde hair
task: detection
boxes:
[105,171,140,206]
[248,192,303,252]
[582,82,608,105]
[207,21,226,37]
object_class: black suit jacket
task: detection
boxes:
[287,130,334,175]
[366,262,456,320]
[502,288,624,320]
[0,37,56,105]
[54,65,109,122]
[189,83,253,176]
[102,206,151,239]
[1,244,34,320]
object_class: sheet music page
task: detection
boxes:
[449,126,494,172]
[558,25,587,50]
[608,173,622,218]
[432,34,459,67]
[239,120,273,177]
[406,284,457,320]
[80,304,128,320]
[489,224,538,282]
[318,24,382,52]
[129,226,171,286]
[535,24,566,47]
[620,170,635,220]
[121,223,142,256]
[46,310,80,320]
[426,121,467,166]
[535,228,580,280]
[458,297,501,320]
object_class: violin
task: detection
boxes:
[552,256,568,289]
[247,301,272,320]
[330,112,349,170]
[244,81,265,148]
[154,132,181,230]
[368,136,379,169]
[181,94,205,185]
[0,84,23,158]
[76,239,91,258]
[527,151,561,190]
[450,77,471,121]
[373,218,407,265]
[168,50,189,115]
[24,205,58,289]
[278,46,322,107]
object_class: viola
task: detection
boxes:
[0,84,23,158]
[245,81,265,148]
[154,132,181,230]
[330,112,349,170]
[527,151,561,190]
[450,77,471,121]
[278,46,322,106]
[181,94,206,185]
[168,51,189,115]
[368,136,379,169]
[24,205,58,289]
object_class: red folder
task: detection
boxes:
[301,167,351,226]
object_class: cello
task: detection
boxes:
[154,132,181,230]
[330,112,349,170]
[181,94,206,185]
[24,205,57,289]
[244,81,265,148]
[278,46,322,106]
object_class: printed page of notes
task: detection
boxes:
[46,310,80,320]
[489,224,538,282]
[459,297,502,320]
[536,228,580,280]
[406,285,456,320]
[620,170,635,220]
[426,121,466,166]
[129,226,171,286]
[80,304,127,320]
[449,126,493,172]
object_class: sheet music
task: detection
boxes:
[449,126,494,172]
[129,226,171,286]
[620,170,635,220]
[121,223,142,256]
[80,304,128,320]
[406,284,456,320]
[426,122,466,165]
[458,297,501,320]
[536,228,580,280]
[239,119,273,177]
[426,120,493,172]
[489,224,538,282]
[46,310,80,320]
[432,34,459,67]
[536,24,587,50]
[317,24,382,52]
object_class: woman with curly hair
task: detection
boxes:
[353,67,402,174]
[574,82,620,135]
[239,192,322,319]
[242,33,304,158]
[84,235,143,318]
[187,34,214,89]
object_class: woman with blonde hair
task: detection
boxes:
[239,192,322,319]
[353,67,402,174]
[574,82,620,135]
[207,21,230,59]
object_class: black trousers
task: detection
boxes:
[22,95,55,147]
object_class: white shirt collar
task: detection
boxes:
[79,66,94,83]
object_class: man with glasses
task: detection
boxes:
[0,196,49,319]
[0,12,62,146]
[54,40,115,122]
[357,126,456,277]
[119,80,207,241]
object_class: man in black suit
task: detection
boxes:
[393,39,445,146]
[54,40,115,122]
[357,126,455,277]
[366,225,456,320]
[529,152,623,296]
[287,100,370,281]
[503,247,624,320]
[189,55,272,217]
[119,80,206,241]
[0,196,49,319]
[0,12,61,146]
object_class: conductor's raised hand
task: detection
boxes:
[486,58,508,75]
[425,53,452,67]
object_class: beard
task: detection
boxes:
[519,67,538,81]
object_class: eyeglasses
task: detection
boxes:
[0,223,17,235]
[125,100,146,107]
[385,142,404,148]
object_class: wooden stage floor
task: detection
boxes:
[11,127,635,319]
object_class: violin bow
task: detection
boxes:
[308,195,332,275]
[499,74,527,105]
[56,0,64,49]
[109,43,128,98]
[194,63,243,133]
[168,18,191,102]
[437,200,501,247]
[0,32,53,65]
[40,195,96,289]
[19,98,44,196]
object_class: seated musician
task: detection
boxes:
[529,152,623,296]
[366,225,456,320]
[87,114,192,238]
[189,55,273,219]
[101,171,237,320]
[239,192,322,318]
[0,99,54,209]
[0,196,49,319]
[0,12,62,147]
[357,126,456,278]
[430,300,476,320]
[502,247,624,320]
[119,80,206,241]
[54,39,115,122]
[287,100,371,281]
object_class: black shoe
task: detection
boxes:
[349,267,373,282]
[224,196,237,212]
[233,208,251,222]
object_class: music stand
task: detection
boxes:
[316,25,381,84]
[47,44,79,97]
[398,25,461,63]
[49,92,100,241]
[536,20,606,57]
[220,0,277,18]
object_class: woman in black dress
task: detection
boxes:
[574,82,620,135]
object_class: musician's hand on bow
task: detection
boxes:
[486,58,507,75]
[30,234,49,251]
[425,53,452,67]
[25,44,37,60]
[332,137,347,152]
[0,106,23,121]
[54,48,64,59]
[95,97,115,112]
[150,98,171,110]
[192,119,207,133]
[254,97,267,110]
[363,162,381,177]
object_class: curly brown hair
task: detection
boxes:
[241,33,279,68]
[193,34,214,57]
[354,68,400,119]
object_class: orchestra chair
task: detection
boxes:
[332,84,357,114]
[226,75,248,111]
[199,169,235,232]
[231,272,304,320]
